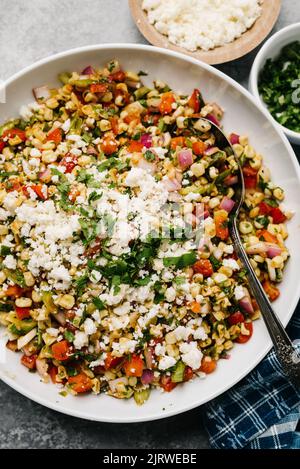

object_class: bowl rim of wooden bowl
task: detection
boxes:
[129,0,282,65]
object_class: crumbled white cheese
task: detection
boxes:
[214,273,228,284]
[74,331,89,350]
[46,328,60,337]
[143,0,262,52]
[114,302,131,316]
[165,286,176,303]
[84,318,97,336]
[3,255,17,270]
[158,355,177,370]
[223,258,240,271]
[180,341,203,370]
[234,285,245,301]
[112,339,137,355]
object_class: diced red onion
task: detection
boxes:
[198,236,212,253]
[229,133,240,145]
[266,245,282,259]
[178,149,193,169]
[239,297,254,314]
[194,203,205,219]
[224,175,238,186]
[53,312,66,326]
[38,168,51,183]
[220,196,235,213]
[82,66,95,75]
[141,369,154,385]
[207,114,221,127]
[162,177,182,192]
[141,134,152,149]
[204,146,219,156]
[33,86,51,101]
[86,146,98,156]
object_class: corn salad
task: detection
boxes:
[0,60,290,404]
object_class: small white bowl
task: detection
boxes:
[249,23,300,145]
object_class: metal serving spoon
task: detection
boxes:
[202,118,300,387]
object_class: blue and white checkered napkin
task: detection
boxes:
[204,309,300,449]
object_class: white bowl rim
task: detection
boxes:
[1,43,300,423]
[249,22,300,141]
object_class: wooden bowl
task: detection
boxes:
[129,0,282,65]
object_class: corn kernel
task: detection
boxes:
[42,150,57,163]
[24,272,35,287]
[15,297,32,308]
[58,294,75,310]
[273,187,285,201]
[191,163,205,177]
[99,119,112,132]
[0,272,7,284]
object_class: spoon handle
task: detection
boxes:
[230,219,300,387]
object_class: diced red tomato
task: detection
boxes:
[109,70,126,82]
[49,365,59,384]
[183,366,194,382]
[263,280,280,302]
[189,301,201,314]
[257,229,278,244]
[68,187,81,203]
[199,357,217,374]
[105,353,123,370]
[4,285,24,297]
[214,210,229,240]
[236,322,253,344]
[0,140,6,152]
[101,136,118,155]
[110,116,119,135]
[21,354,37,370]
[244,176,257,189]
[259,201,272,215]
[228,311,245,325]
[90,83,108,94]
[51,340,70,362]
[59,154,78,173]
[123,354,144,377]
[2,128,26,142]
[159,92,175,115]
[128,140,144,153]
[84,238,102,258]
[192,141,206,156]
[160,375,177,392]
[188,89,203,113]
[23,184,47,200]
[15,306,31,320]
[170,136,186,151]
[193,259,213,278]
[142,112,159,126]
[270,207,286,224]
[243,166,258,189]
[46,128,62,145]
[243,166,258,177]
[68,372,93,393]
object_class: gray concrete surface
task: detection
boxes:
[0,0,299,450]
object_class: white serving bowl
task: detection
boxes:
[1,44,300,423]
[249,23,300,145]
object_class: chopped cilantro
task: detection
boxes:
[163,252,197,270]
